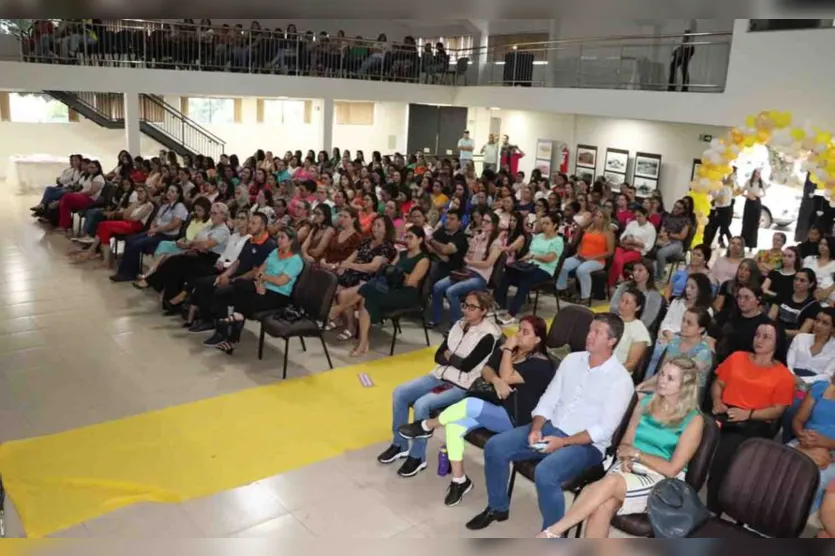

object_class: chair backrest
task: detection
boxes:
[646,296,668,341]
[488,253,508,290]
[630,345,653,385]
[298,267,339,322]
[546,305,595,352]
[290,262,312,306]
[683,414,719,492]
[420,261,440,304]
[607,392,638,457]
[719,438,820,538]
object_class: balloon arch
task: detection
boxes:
[688,110,832,245]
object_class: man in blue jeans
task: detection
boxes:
[466,313,634,532]
[377,311,498,478]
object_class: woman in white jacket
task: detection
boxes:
[377,291,501,479]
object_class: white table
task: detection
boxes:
[6,154,97,195]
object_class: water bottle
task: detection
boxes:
[437,445,451,477]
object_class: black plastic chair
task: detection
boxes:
[546,304,595,353]
[380,262,436,356]
[530,250,566,316]
[257,266,338,379]
[610,415,721,537]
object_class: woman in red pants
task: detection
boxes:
[72,185,154,267]
[56,159,106,233]
[608,206,657,288]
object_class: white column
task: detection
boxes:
[124,92,141,156]
[547,19,560,87]
[322,97,334,154]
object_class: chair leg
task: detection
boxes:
[282,338,290,379]
[507,467,517,503]
[389,319,399,356]
[319,334,333,369]
[533,290,540,315]
[421,315,430,347]
[555,291,561,312]
[258,323,265,360]
[300,336,307,352]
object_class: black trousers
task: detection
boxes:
[703,206,733,247]
[192,274,234,323]
[668,45,694,92]
[231,279,291,319]
[146,252,220,301]
[706,418,775,514]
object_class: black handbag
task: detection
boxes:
[466,378,503,406]
[647,479,710,538]
[380,263,406,288]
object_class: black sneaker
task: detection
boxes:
[465,507,509,530]
[203,331,226,347]
[398,421,433,440]
[189,320,215,334]
[397,457,428,478]
[444,477,473,507]
[376,444,409,465]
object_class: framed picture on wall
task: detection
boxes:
[604,172,626,188]
[578,170,595,185]
[604,148,629,174]
[633,176,659,197]
[691,158,703,181]
[634,152,662,180]
[575,145,597,170]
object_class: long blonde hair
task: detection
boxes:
[645,355,700,426]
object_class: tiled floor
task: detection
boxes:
[1,187,575,539]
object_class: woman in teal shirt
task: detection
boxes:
[539,356,705,538]
[495,212,563,325]
[212,228,305,355]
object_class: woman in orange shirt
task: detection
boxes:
[556,209,615,303]
[358,191,378,236]
[707,321,795,513]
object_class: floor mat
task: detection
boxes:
[0,348,434,538]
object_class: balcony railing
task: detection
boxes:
[5,19,733,93]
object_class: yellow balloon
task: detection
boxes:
[811,173,822,185]
[743,136,757,147]
[817,131,832,145]
[777,112,793,128]
[745,115,757,128]
[791,128,806,141]
[757,130,771,143]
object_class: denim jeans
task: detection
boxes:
[556,256,604,300]
[655,241,684,278]
[430,274,487,324]
[40,185,67,206]
[391,374,467,462]
[495,266,551,317]
[483,421,603,529]
[82,207,106,237]
[116,233,167,279]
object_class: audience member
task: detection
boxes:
[712,258,762,326]
[710,236,744,285]
[399,314,553,506]
[716,284,771,359]
[465,313,634,532]
[377,290,501,478]
[755,231,787,275]
[762,246,802,304]
[665,243,713,301]
[639,307,713,391]
[612,287,651,374]
[653,200,692,280]
[556,209,614,304]
[609,206,656,288]
[708,321,794,514]
[804,236,835,302]
[768,268,820,338]
[609,258,664,329]
[539,356,704,538]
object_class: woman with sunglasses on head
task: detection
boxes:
[399,311,554,506]
[301,204,335,264]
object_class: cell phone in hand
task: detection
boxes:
[530,441,549,453]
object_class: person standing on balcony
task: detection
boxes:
[458,130,475,167]
[481,133,500,174]
[668,21,697,92]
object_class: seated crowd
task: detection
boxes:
[31,147,835,537]
[23,19,456,83]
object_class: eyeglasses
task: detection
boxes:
[461,303,483,312]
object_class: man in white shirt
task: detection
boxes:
[458,130,475,166]
[466,313,635,531]
[609,206,657,287]
[480,133,499,173]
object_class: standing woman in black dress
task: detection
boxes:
[740,169,765,254]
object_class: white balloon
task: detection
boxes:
[802,160,816,172]
[699,178,711,187]
[708,153,722,165]
[710,138,723,150]
[730,144,741,155]
[815,143,829,153]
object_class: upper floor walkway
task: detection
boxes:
[0,19,833,129]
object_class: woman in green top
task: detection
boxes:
[349,225,431,357]
[539,356,705,538]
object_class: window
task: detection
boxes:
[263,99,308,125]
[9,93,69,123]
[186,97,234,124]
[335,102,374,125]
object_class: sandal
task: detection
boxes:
[132,279,149,290]
[349,345,368,358]
[323,320,338,332]
[219,312,245,325]
[337,329,354,341]
[214,342,236,355]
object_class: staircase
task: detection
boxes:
[46,91,226,160]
